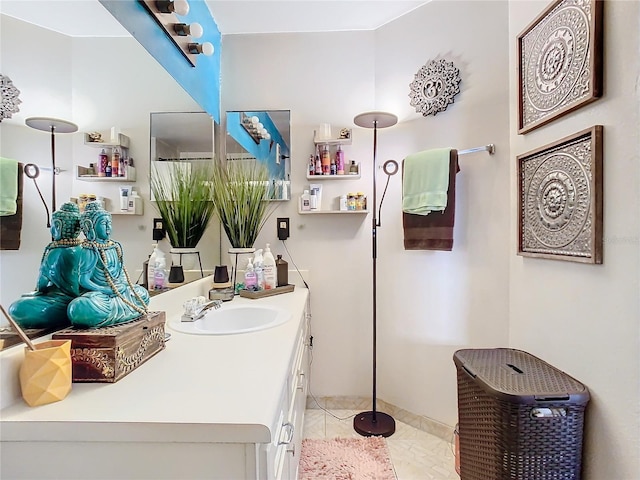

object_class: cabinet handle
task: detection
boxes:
[297,372,305,390]
[278,422,295,445]
[287,444,296,457]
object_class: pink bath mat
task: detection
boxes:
[300,436,396,480]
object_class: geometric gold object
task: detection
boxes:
[517,0,603,134]
[517,125,603,263]
[19,340,72,407]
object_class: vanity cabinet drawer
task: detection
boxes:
[283,314,309,479]
[263,310,309,480]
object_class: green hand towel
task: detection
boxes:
[402,148,452,215]
[0,157,18,216]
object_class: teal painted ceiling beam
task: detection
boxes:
[99,0,221,123]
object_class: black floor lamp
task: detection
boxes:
[353,111,398,438]
[25,117,78,214]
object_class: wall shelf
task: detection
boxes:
[306,172,361,181]
[298,209,369,215]
[83,133,130,149]
[313,129,352,146]
[111,209,143,216]
[76,165,136,182]
[110,201,143,216]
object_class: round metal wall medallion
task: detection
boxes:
[409,59,461,117]
[0,74,21,122]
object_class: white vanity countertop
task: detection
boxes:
[0,288,309,445]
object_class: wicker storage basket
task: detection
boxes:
[453,348,589,480]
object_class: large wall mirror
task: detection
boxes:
[225,110,291,201]
[0,13,222,350]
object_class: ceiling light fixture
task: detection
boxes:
[173,22,203,38]
[188,42,214,56]
[241,113,271,144]
[155,0,189,16]
[142,0,214,66]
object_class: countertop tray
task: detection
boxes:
[239,284,295,299]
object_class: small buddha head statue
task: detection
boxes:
[81,201,112,243]
[51,202,81,242]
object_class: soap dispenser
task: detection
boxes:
[147,244,158,291]
[253,249,264,290]
[244,260,258,291]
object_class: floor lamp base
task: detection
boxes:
[353,410,396,437]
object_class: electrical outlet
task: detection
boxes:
[277,217,290,240]
[152,217,166,241]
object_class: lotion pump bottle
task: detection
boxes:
[263,244,277,290]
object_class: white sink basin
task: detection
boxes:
[169,304,291,335]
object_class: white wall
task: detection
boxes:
[374,0,511,425]
[508,1,640,479]
[221,0,511,425]
[221,30,378,398]
[0,16,221,316]
[223,2,640,477]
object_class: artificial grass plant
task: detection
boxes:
[150,161,216,249]
[209,160,276,248]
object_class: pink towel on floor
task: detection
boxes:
[402,149,459,251]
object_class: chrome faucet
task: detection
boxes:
[181,299,222,322]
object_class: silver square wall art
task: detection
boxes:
[517,0,603,134]
[517,126,603,264]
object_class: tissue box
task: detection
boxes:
[52,312,166,383]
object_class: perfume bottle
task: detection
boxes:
[336,145,345,175]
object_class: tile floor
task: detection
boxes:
[303,408,459,480]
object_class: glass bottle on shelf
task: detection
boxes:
[336,145,345,175]
[308,155,315,176]
[349,161,359,175]
[321,145,331,175]
[314,148,322,175]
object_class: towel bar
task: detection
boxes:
[29,166,63,175]
[458,144,495,155]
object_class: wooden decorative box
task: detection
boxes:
[52,312,166,383]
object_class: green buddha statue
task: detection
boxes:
[67,202,150,328]
[9,202,83,329]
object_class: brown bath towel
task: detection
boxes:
[403,149,459,251]
[0,162,24,250]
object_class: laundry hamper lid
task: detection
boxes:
[454,348,590,405]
